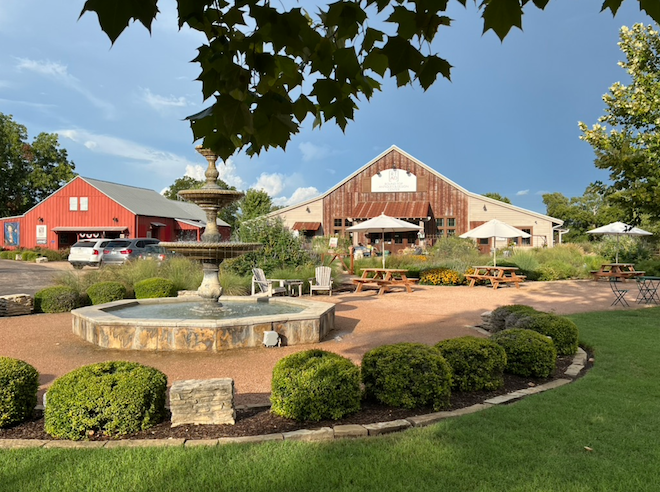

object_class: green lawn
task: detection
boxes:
[2,308,659,492]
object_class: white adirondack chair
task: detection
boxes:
[308,266,333,296]
[251,268,287,297]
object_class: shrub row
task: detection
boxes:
[1,357,167,439]
[271,328,559,422]
[34,276,176,313]
[489,305,579,355]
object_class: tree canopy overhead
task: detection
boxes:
[80,0,660,161]
[579,23,660,223]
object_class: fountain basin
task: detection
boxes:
[72,296,335,352]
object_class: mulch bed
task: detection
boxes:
[0,354,589,441]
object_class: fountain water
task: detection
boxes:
[71,146,335,352]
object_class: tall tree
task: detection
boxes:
[79,1,660,161]
[238,188,273,222]
[542,183,625,241]
[482,192,511,204]
[579,24,660,223]
[0,113,76,217]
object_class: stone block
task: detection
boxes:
[217,434,283,445]
[333,425,368,438]
[104,439,185,448]
[0,294,33,317]
[170,378,236,426]
[0,439,48,449]
[363,419,411,436]
[282,427,334,441]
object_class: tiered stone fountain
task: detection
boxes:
[71,147,335,352]
[159,146,261,301]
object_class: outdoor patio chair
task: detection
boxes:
[609,278,629,307]
[251,268,287,297]
[308,266,333,296]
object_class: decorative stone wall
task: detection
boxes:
[169,378,236,427]
[0,294,33,317]
[71,296,335,352]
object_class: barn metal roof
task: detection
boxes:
[82,177,229,227]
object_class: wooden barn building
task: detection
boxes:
[269,146,563,255]
[0,176,230,251]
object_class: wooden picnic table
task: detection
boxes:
[352,268,418,295]
[590,263,645,281]
[465,266,526,289]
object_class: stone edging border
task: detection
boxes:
[0,348,588,449]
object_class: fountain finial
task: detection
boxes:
[195,145,220,189]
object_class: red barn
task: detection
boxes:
[0,177,230,251]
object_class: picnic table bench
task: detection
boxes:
[352,268,418,295]
[465,266,526,290]
[590,263,645,281]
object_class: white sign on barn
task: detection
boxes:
[371,169,417,192]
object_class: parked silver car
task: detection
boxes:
[137,245,176,262]
[101,238,160,266]
[68,239,113,269]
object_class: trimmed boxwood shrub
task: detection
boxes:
[362,343,452,411]
[435,336,507,392]
[44,361,167,440]
[507,312,579,355]
[0,357,39,428]
[134,277,177,299]
[491,329,557,378]
[34,286,79,313]
[270,349,361,422]
[488,305,540,333]
[86,281,127,305]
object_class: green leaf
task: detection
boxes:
[481,0,523,41]
[418,55,452,89]
[363,51,389,77]
[639,0,660,23]
[600,0,624,16]
[386,7,418,39]
[80,0,158,44]
[362,27,384,52]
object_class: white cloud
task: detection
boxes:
[535,190,549,195]
[141,88,189,113]
[516,189,529,196]
[299,141,331,162]
[16,58,115,118]
[58,128,197,177]
[273,187,319,207]
[253,173,285,197]
[184,164,206,181]
[215,158,245,189]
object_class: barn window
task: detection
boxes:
[80,197,89,211]
[69,197,78,211]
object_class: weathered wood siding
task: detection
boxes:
[323,149,470,236]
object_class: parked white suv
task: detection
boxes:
[68,239,113,269]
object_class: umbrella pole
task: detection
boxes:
[493,237,497,266]
[382,230,386,268]
[616,235,619,263]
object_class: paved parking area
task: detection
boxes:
[0,260,73,296]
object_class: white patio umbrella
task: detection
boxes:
[347,213,422,268]
[459,219,531,266]
[587,221,652,263]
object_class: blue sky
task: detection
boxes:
[0,1,653,214]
